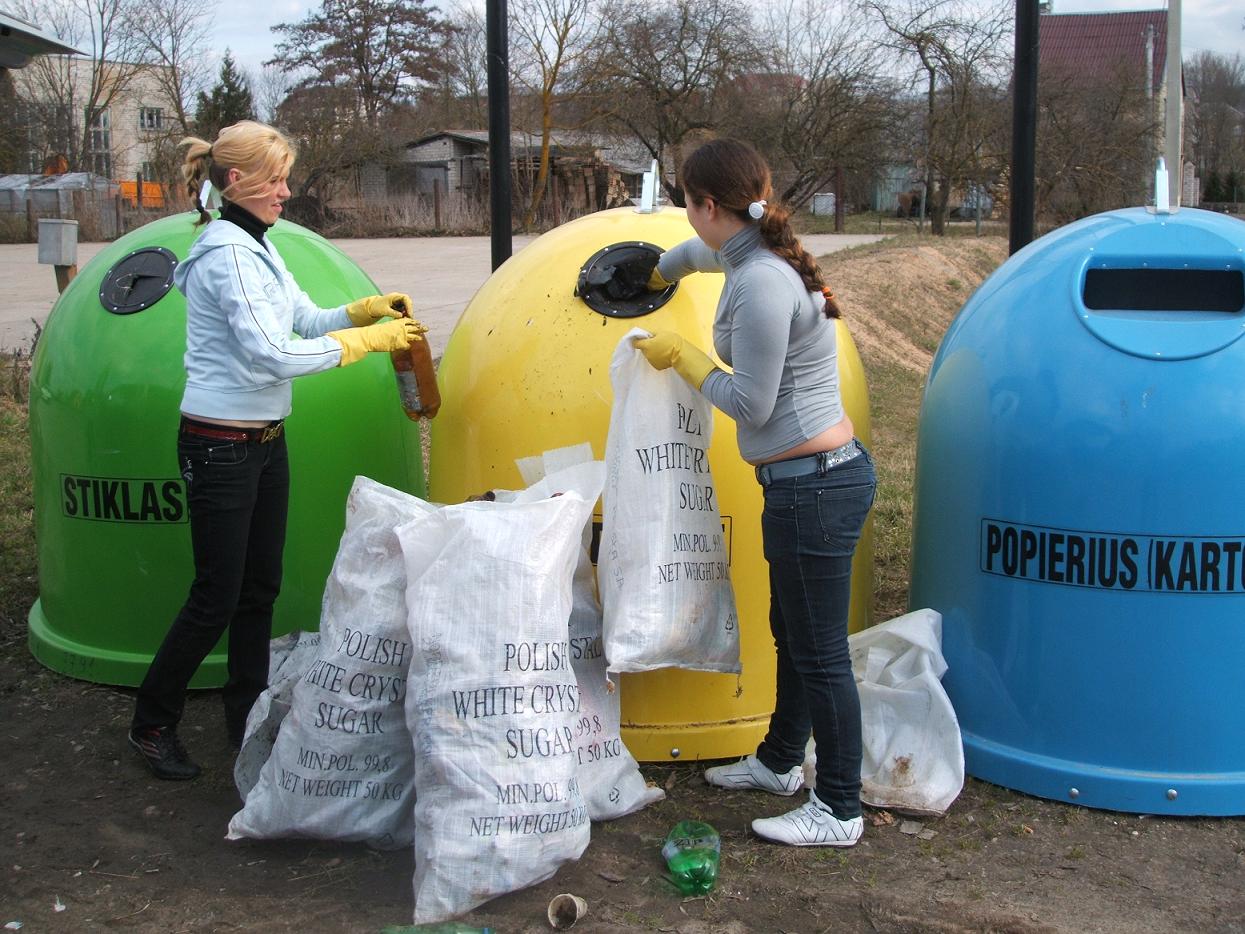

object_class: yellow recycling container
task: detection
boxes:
[429,206,872,761]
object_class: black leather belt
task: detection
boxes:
[180,417,284,443]
[755,439,863,486]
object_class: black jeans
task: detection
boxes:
[132,426,290,740]
[754,446,877,819]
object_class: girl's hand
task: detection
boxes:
[346,292,413,326]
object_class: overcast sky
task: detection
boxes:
[213,0,1241,81]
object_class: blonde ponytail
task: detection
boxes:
[179,121,296,227]
[180,135,216,226]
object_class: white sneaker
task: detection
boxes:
[751,791,863,847]
[704,754,804,796]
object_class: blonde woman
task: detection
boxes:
[129,120,422,780]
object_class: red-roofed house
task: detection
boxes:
[1035,8,1193,217]
[1040,10,1170,97]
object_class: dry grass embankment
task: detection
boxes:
[820,234,1010,619]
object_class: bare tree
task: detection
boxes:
[1185,51,1245,198]
[867,0,1012,233]
[269,0,451,132]
[254,64,297,126]
[1037,61,1161,220]
[591,0,762,203]
[274,83,360,206]
[429,2,488,129]
[750,0,893,210]
[127,0,215,135]
[510,0,605,226]
[12,0,148,173]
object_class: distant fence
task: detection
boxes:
[1199,202,1244,216]
[0,196,183,244]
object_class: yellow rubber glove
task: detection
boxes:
[346,292,413,327]
[328,318,423,366]
[634,330,718,389]
[648,266,674,290]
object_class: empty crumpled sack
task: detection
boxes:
[803,608,963,817]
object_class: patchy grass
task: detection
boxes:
[794,210,1010,239]
[0,394,36,648]
[820,235,1010,621]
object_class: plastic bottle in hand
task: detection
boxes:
[391,334,441,419]
[662,820,720,895]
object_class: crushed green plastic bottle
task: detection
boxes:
[661,819,721,895]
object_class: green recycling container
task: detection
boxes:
[27,213,425,687]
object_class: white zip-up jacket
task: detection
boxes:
[173,219,350,420]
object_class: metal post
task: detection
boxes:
[487,0,512,270]
[834,166,845,233]
[1163,0,1182,208]
[1010,0,1039,254]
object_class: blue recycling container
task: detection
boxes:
[909,206,1245,815]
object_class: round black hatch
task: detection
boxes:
[575,241,676,318]
[99,247,178,315]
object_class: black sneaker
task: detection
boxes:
[128,726,202,781]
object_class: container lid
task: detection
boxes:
[575,241,675,318]
[99,247,178,315]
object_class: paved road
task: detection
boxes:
[0,232,885,356]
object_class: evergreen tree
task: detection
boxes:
[1203,169,1224,203]
[1224,170,1242,204]
[194,50,256,139]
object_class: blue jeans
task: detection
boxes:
[132,425,289,741]
[755,444,876,818]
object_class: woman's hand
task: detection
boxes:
[634,331,718,389]
[328,318,425,366]
[346,292,413,326]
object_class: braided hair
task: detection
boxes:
[681,138,842,319]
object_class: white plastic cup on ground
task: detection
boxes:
[547,892,588,929]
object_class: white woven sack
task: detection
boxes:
[399,487,595,924]
[599,328,740,674]
[801,609,964,817]
[515,446,665,821]
[227,477,433,848]
[235,630,322,801]
[566,540,665,820]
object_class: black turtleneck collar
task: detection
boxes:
[219,200,272,246]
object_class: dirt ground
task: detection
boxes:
[4,646,1245,934]
[5,234,1245,932]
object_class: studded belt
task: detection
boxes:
[755,439,863,486]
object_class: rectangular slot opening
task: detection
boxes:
[1084,268,1245,312]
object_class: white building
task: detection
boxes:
[13,54,180,182]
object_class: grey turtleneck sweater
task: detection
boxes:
[656,225,844,463]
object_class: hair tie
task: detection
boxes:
[207,144,214,160]
[747,199,767,220]
[822,287,835,301]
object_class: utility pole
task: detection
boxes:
[1009,0,1038,253]
[487,0,512,270]
[1163,0,1182,208]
